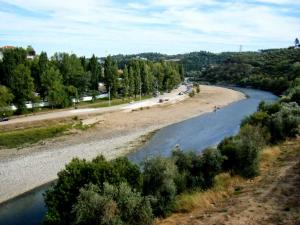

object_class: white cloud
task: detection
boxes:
[1,0,299,56]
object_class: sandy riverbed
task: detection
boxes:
[0,85,245,203]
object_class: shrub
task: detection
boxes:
[258,101,281,114]
[200,148,224,188]
[241,111,270,127]
[172,148,223,191]
[44,156,142,225]
[172,149,200,192]
[268,102,300,142]
[73,182,153,225]
[142,157,177,217]
[218,125,267,178]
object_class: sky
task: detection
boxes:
[1,0,300,57]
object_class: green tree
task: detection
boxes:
[73,182,153,225]
[44,156,142,225]
[26,45,35,56]
[11,64,34,110]
[268,102,300,141]
[218,125,267,178]
[123,65,129,97]
[128,66,135,97]
[88,54,101,91]
[142,157,177,217]
[104,56,119,97]
[200,148,224,188]
[1,48,27,88]
[0,85,14,117]
[52,53,91,95]
[40,65,71,108]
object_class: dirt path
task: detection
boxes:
[0,85,245,204]
[157,139,300,225]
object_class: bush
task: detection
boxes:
[172,148,223,191]
[200,148,224,188]
[172,149,201,192]
[44,156,142,225]
[241,111,270,127]
[287,85,300,105]
[142,157,177,217]
[73,183,153,225]
[218,125,267,178]
[268,102,300,142]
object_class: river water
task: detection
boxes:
[0,88,277,225]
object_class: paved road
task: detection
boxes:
[0,85,188,126]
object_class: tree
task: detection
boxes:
[73,183,153,225]
[52,53,91,95]
[123,65,130,97]
[218,125,267,178]
[128,66,135,97]
[40,65,72,108]
[11,64,34,110]
[0,85,14,117]
[200,148,224,188]
[104,56,119,97]
[268,102,300,141]
[26,45,36,56]
[35,51,48,95]
[88,54,101,91]
[1,48,27,88]
[142,157,177,217]
[295,38,299,47]
[141,63,152,95]
[44,156,143,225]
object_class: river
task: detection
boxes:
[0,88,277,225]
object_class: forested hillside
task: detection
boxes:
[196,48,300,95]
[114,48,300,96]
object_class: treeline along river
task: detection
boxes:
[0,87,277,225]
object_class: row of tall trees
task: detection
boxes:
[0,47,183,114]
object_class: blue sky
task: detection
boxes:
[1,0,300,57]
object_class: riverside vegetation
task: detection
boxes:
[43,90,300,225]
[43,46,300,225]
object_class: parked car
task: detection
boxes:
[0,117,9,122]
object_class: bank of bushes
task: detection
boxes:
[44,94,300,225]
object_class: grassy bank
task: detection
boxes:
[0,124,72,149]
[172,173,245,213]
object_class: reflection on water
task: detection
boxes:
[0,88,277,225]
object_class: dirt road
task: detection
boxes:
[0,85,188,126]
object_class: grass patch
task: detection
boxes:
[173,173,245,213]
[0,124,72,149]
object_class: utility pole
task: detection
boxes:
[108,86,111,106]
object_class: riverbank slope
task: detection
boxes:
[156,138,300,225]
[0,85,245,204]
